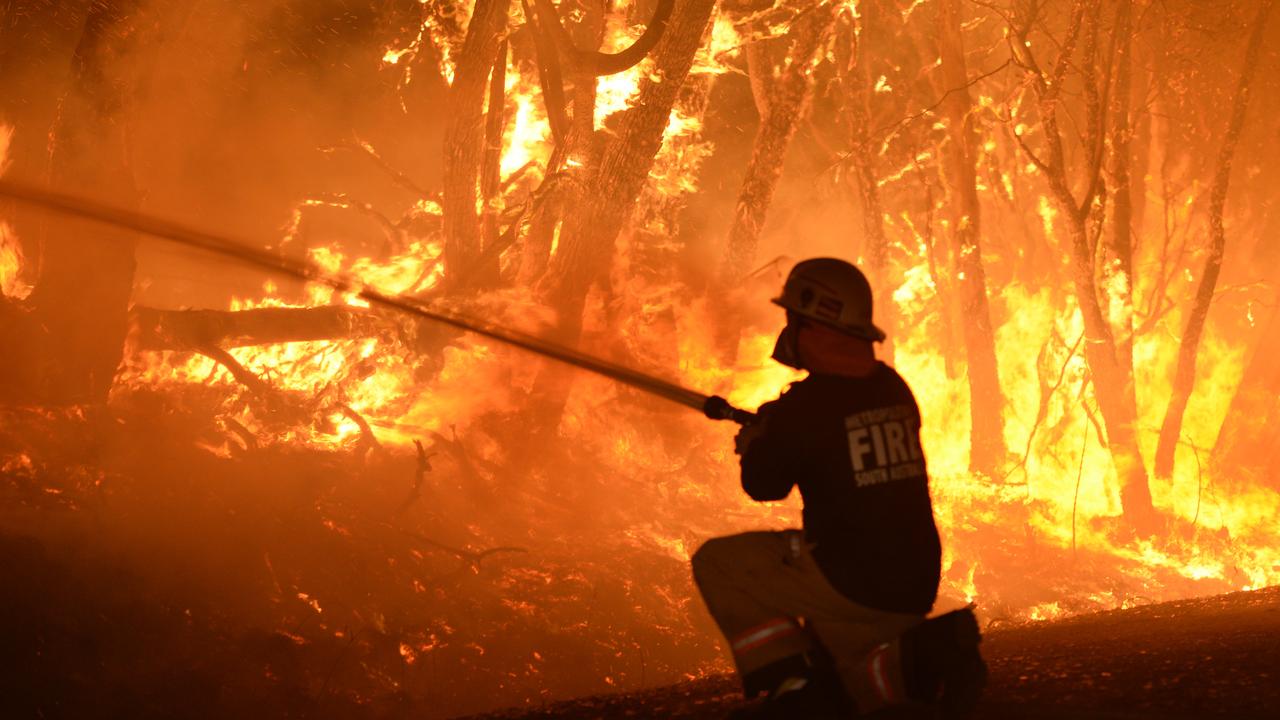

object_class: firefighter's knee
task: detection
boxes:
[690,536,731,586]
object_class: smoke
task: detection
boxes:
[0,0,444,308]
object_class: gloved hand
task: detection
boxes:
[734,418,767,456]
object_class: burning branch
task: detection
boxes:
[471,171,573,285]
[531,0,675,76]
[1003,331,1084,484]
[396,439,437,515]
[319,139,435,199]
[335,403,380,460]
[397,525,528,572]
[198,345,277,399]
[427,425,487,491]
[131,305,382,351]
[223,417,260,454]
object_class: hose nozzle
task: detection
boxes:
[702,395,758,426]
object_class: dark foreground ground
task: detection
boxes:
[468,586,1280,720]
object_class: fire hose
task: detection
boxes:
[0,179,757,425]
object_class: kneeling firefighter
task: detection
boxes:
[692,258,986,718]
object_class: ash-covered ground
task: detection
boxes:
[1,394,1273,720]
[467,586,1280,720]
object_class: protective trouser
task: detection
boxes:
[691,530,922,711]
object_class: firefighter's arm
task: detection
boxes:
[738,405,803,501]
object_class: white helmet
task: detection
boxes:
[772,258,885,342]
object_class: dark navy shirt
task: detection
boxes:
[741,362,941,615]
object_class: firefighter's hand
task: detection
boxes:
[734,421,767,456]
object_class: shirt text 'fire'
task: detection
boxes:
[844,404,925,487]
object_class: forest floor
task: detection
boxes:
[466,585,1280,720]
[2,398,1275,720]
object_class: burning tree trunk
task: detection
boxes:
[516,0,608,285]
[743,23,779,121]
[935,0,1007,476]
[540,0,717,331]
[14,0,149,404]
[442,0,511,284]
[836,2,895,362]
[476,39,510,285]
[1010,0,1157,533]
[1104,0,1137,413]
[1127,25,1155,259]
[715,1,840,358]
[1153,0,1276,478]
[523,0,714,426]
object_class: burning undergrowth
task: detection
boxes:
[2,277,1275,717]
[0,393,728,718]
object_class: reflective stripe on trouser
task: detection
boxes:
[845,640,908,714]
[690,530,921,707]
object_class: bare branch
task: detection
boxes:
[335,403,380,458]
[532,0,675,76]
[319,140,434,198]
[396,526,528,571]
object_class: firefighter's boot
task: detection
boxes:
[729,653,855,719]
[899,606,986,717]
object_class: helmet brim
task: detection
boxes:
[771,297,886,343]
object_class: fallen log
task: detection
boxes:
[129,305,385,351]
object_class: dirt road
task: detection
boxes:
[469,586,1280,719]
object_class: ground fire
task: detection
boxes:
[1,0,1278,718]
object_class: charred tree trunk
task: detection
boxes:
[715,1,839,358]
[718,1,838,285]
[1011,0,1157,533]
[15,0,149,404]
[526,0,716,424]
[517,179,566,286]
[1105,0,1137,403]
[837,3,895,363]
[1154,0,1275,477]
[516,0,606,285]
[541,0,717,330]
[476,39,510,285]
[742,13,780,120]
[1128,24,1154,254]
[936,0,1006,476]
[442,0,511,284]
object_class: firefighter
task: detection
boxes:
[692,258,985,718]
